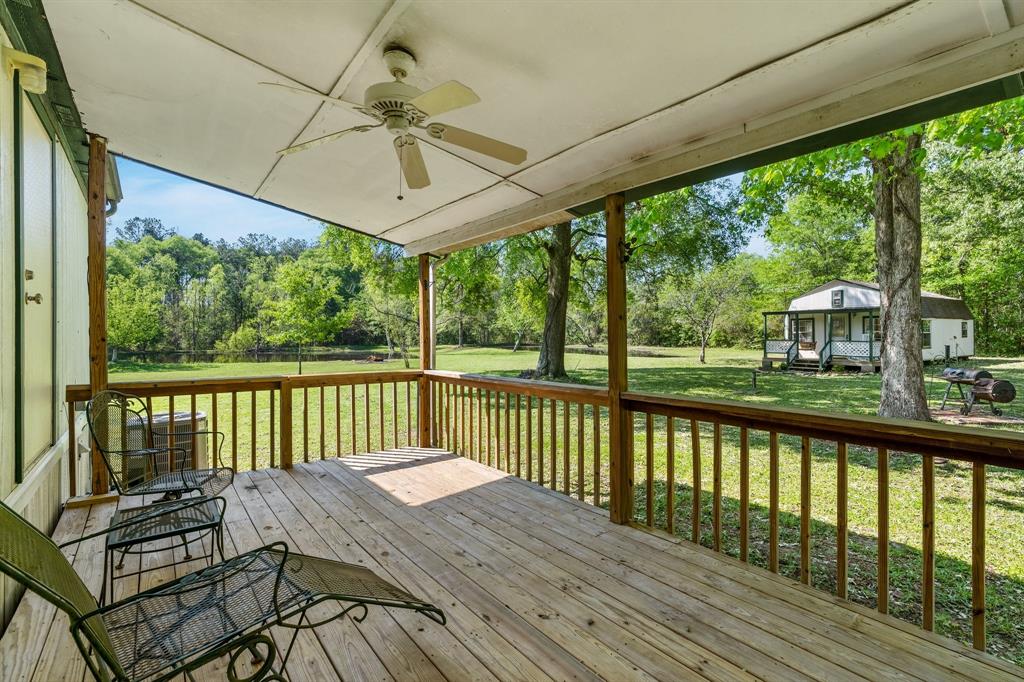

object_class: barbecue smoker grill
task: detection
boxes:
[940,368,1017,416]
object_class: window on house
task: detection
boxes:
[962,320,969,338]
[921,319,932,348]
[790,317,813,342]
[830,315,848,340]
[861,316,881,341]
[832,290,844,308]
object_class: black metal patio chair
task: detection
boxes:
[86,390,234,499]
[0,500,446,681]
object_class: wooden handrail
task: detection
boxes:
[622,390,1024,468]
[424,370,609,406]
[66,369,425,484]
[65,369,424,402]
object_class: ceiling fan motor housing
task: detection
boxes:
[364,80,424,134]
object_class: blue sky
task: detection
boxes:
[110,157,322,244]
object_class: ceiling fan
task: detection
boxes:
[261,46,527,194]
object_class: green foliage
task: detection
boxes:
[921,144,1024,354]
[214,324,260,354]
[265,247,353,348]
[106,274,163,350]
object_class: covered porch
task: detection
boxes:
[762,309,881,372]
[4,0,1024,679]
[4,449,1019,681]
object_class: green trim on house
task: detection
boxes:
[13,72,23,484]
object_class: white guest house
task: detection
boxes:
[763,280,974,371]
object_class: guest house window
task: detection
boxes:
[862,316,881,341]
[962,320,969,338]
[921,320,932,349]
[832,290,844,308]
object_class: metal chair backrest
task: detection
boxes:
[86,390,154,494]
[0,501,120,678]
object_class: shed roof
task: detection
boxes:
[21,1,1024,254]
[793,280,974,319]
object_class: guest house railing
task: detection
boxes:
[764,339,793,356]
[66,369,1024,657]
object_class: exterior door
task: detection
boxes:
[20,93,55,471]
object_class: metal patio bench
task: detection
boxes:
[0,500,447,681]
[86,390,234,499]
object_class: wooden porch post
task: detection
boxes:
[606,193,632,525]
[869,310,874,360]
[87,134,109,495]
[762,314,767,356]
[418,254,432,447]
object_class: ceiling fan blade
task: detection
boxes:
[427,123,527,164]
[259,81,374,117]
[394,136,430,189]
[260,81,346,106]
[278,125,377,156]
[408,81,480,117]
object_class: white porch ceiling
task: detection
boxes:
[43,0,1024,254]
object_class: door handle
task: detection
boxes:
[25,293,42,304]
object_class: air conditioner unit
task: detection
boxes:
[124,411,208,486]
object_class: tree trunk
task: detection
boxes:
[699,338,707,364]
[458,317,464,347]
[512,330,523,352]
[400,334,410,369]
[872,134,930,420]
[536,222,572,378]
[384,330,395,359]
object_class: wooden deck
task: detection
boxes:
[2,449,1021,681]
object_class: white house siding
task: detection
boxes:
[0,24,90,630]
[927,317,974,359]
[790,285,879,311]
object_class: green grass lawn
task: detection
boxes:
[110,345,1024,663]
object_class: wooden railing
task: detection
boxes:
[66,369,422,487]
[621,390,1024,653]
[66,369,1024,656]
[426,371,610,506]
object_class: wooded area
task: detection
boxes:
[106,98,1024,378]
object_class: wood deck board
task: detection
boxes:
[3,448,1020,681]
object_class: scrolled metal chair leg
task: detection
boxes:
[227,633,278,682]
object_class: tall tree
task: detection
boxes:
[743,98,1024,419]
[664,260,756,364]
[322,226,419,365]
[265,248,353,354]
[537,222,572,377]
